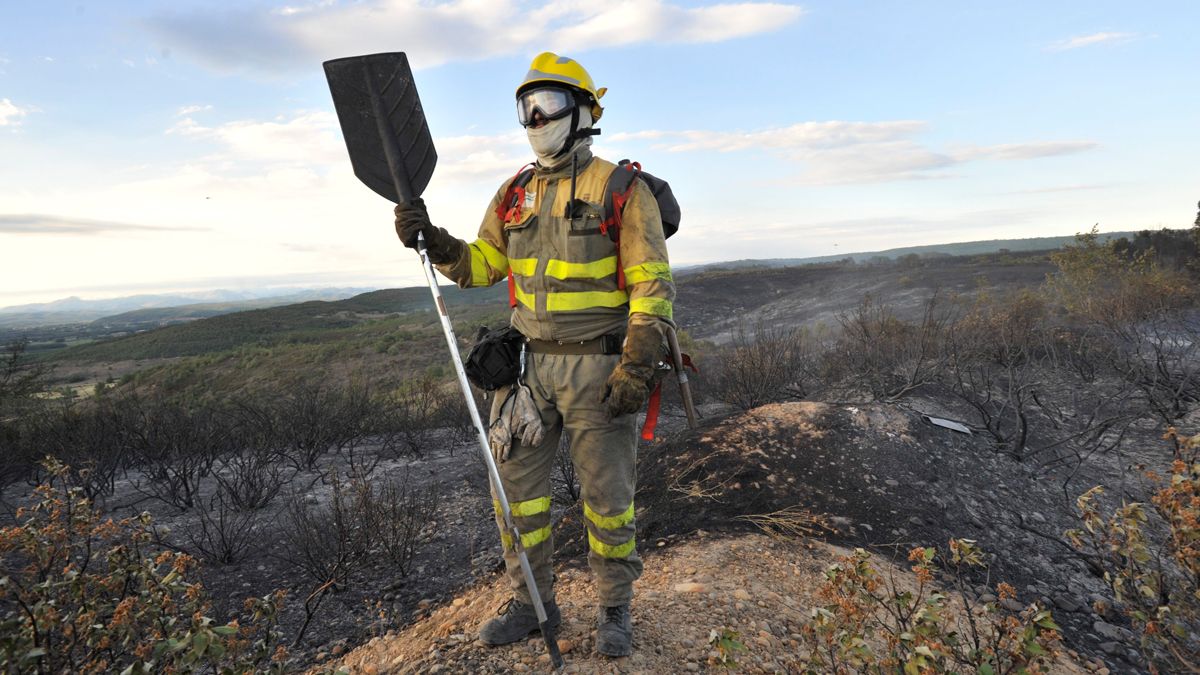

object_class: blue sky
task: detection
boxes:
[1,1,1197,306]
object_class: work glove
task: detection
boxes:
[603,322,666,419]
[393,198,464,265]
[488,384,545,462]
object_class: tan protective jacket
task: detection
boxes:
[437,148,675,342]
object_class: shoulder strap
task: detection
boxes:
[601,160,642,291]
[495,163,536,224]
[495,164,535,308]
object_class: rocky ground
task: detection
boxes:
[322,396,1165,674]
[2,396,1168,672]
[321,532,1094,675]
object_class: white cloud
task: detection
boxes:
[167,111,346,165]
[176,104,213,116]
[147,0,805,72]
[1047,32,1138,52]
[955,141,1099,161]
[612,122,1097,184]
[0,98,34,127]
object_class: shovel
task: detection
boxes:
[324,52,564,670]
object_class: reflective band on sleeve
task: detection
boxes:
[629,297,673,319]
[588,531,636,558]
[469,249,490,287]
[623,262,672,285]
[584,501,635,530]
[510,257,538,277]
[545,256,618,280]
[546,289,629,312]
[471,238,508,272]
[501,525,552,550]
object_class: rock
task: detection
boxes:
[557,638,575,654]
[331,644,346,656]
[453,597,466,607]
[674,582,707,593]
[684,663,700,672]
[361,666,378,675]
[511,664,530,672]
[1100,641,1124,656]
[1000,598,1024,613]
[314,652,328,661]
[1093,620,1135,642]
[1053,594,1083,613]
[733,588,752,601]
[885,479,900,487]
[417,598,435,610]
[1028,511,1047,524]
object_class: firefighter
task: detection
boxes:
[393,52,673,657]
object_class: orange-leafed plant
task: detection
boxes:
[1066,430,1200,673]
[0,458,287,674]
[799,540,1061,674]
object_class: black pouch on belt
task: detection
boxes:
[464,325,524,391]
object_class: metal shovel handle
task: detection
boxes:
[416,233,564,670]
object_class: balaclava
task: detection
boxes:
[526,103,593,170]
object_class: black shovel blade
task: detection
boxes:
[324,52,437,203]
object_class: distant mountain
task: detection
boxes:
[0,288,378,330]
[678,231,1140,274]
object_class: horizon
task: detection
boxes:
[0,226,1154,311]
[3,1,1198,306]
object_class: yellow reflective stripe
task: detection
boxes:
[546,289,628,312]
[545,256,617,280]
[512,282,535,310]
[469,249,490,287]
[630,297,673,319]
[472,238,508,273]
[511,496,551,518]
[500,525,552,550]
[624,262,672,285]
[493,498,550,518]
[584,501,635,530]
[510,257,537,277]
[588,531,636,558]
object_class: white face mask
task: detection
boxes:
[525,105,593,168]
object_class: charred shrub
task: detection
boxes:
[707,321,814,410]
[352,469,440,576]
[827,293,953,401]
[184,488,263,566]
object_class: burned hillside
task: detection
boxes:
[2,230,1199,673]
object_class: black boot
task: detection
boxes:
[478,598,561,646]
[596,604,632,657]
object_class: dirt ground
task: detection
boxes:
[322,532,1094,674]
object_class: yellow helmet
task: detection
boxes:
[517,52,607,122]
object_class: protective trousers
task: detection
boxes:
[489,351,643,607]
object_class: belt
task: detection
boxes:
[525,333,623,355]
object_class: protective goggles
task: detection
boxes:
[516,87,576,127]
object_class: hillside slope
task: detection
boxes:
[325,534,1001,674]
[315,400,1142,673]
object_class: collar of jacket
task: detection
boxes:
[534,146,594,180]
